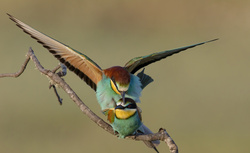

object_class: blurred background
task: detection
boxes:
[0,0,250,153]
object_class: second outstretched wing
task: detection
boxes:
[124,39,218,74]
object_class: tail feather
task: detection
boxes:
[137,124,160,152]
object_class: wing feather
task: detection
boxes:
[124,39,218,74]
[8,14,103,90]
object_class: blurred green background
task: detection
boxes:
[1,0,250,153]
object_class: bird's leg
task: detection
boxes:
[51,63,67,77]
[131,131,143,139]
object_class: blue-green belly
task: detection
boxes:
[111,112,142,138]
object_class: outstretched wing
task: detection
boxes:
[8,14,103,90]
[124,39,218,74]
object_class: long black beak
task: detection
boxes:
[121,91,126,105]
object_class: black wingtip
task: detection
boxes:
[195,38,219,47]
[7,13,17,23]
[206,38,219,43]
[6,13,13,19]
[197,38,219,48]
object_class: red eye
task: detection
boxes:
[126,103,136,109]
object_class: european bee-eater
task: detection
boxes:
[7,14,217,111]
[105,98,160,152]
[106,98,142,138]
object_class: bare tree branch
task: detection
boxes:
[0,47,178,153]
[128,128,178,153]
[51,64,61,73]
[0,53,30,78]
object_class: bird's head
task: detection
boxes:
[104,66,130,104]
[115,98,137,120]
[105,98,139,124]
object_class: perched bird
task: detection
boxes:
[105,98,160,153]
[105,98,142,138]
[7,14,217,111]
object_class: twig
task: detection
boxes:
[49,63,67,105]
[51,64,61,73]
[49,84,63,105]
[0,47,178,153]
[0,53,30,78]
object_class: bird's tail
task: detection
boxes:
[136,68,154,90]
[138,124,160,153]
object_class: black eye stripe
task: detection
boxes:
[111,76,115,82]
[126,103,137,109]
[111,76,119,89]
[115,104,136,110]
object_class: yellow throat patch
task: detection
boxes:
[115,109,137,119]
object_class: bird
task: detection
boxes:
[105,98,160,153]
[7,14,218,111]
[105,98,142,138]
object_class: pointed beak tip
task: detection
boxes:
[121,91,126,105]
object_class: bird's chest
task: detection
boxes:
[111,113,142,138]
[96,75,142,110]
[96,79,121,110]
